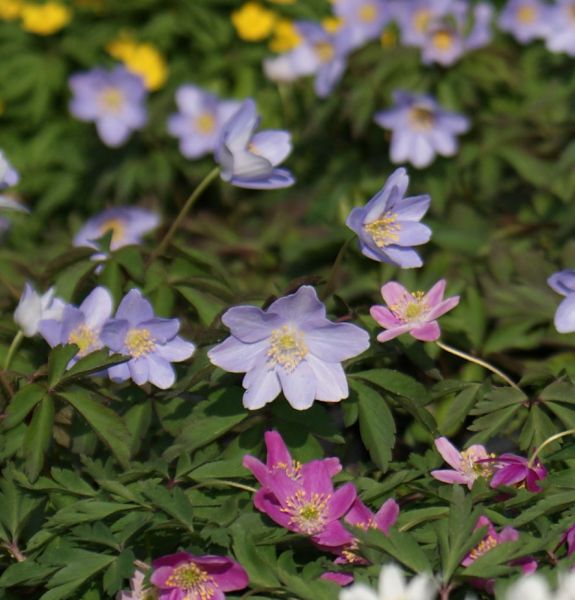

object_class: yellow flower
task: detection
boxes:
[269,18,300,52]
[20,1,72,35]
[231,2,276,41]
[0,0,23,20]
[107,36,168,91]
[321,16,343,33]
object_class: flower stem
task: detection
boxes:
[147,166,220,266]
[3,330,24,372]
[321,236,354,301]
[189,479,258,494]
[436,340,521,391]
[528,428,575,468]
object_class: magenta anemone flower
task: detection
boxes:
[321,572,354,586]
[243,430,341,486]
[150,552,248,600]
[490,454,547,493]
[370,280,459,343]
[462,516,519,567]
[253,460,357,546]
[558,524,575,556]
[431,437,495,489]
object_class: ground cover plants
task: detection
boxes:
[1,0,575,598]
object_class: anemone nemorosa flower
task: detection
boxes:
[490,453,547,493]
[332,0,390,49]
[150,552,248,600]
[0,150,19,190]
[215,99,294,189]
[544,0,575,57]
[74,206,159,253]
[394,0,463,47]
[462,516,519,567]
[374,91,470,169]
[548,269,575,333]
[346,167,431,268]
[370,280,460,343]
[208,285,370,410]
[101,289,195,389]
[431,437,495,489]
[69,65,147,147]
[498,0,549,43]
[38,286,113,365]
[167,85,242,159]
[14,283,66,337]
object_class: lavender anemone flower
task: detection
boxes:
[431,437,495,489]
[370,280,460,343]
[215,99,294,189]
[394,0,462,47]
[0,150,19,189]
[208,285,370,410]
[346,167,431,268]
[14,283,66,337]
[545,0,575,57]
[375,91,470,169]
[167,85,242,159]
[332,0,390,49]
[253,459,357,546]
[69,65,147,147]
[38,286,113,365]
[490,454,547,493]
[150,552,248,600]
[74,206,159,254]
[547,269,575,333]
[101,289,195,389]
[498,0,550,43]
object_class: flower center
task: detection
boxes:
[195,112,216,135]
[68,324,99,356]
[517,5,536,23]
[413,9,431,33]
[315,41,334,63]
[364,213,400,247]
[267,325,308,372]
[125,328,156,358]
[390,291,428,323]
[408,106,435,131]
[469,534,499,561]
[431,29,454,51]
[282,489,330,535]
[165,562,216,599]
[99,87,125,113]
[99,218,125,246]
[460,449,496,479]
[359,3,377,22]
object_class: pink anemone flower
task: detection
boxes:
[490,453,547,493]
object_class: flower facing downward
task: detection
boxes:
[101,289,195,389]
[547,269,575,333]
[208,285,370,410]
[431,437,495,489]
[346,168,431,268]
[150,552,248,600]
[370,280,460,343]
[14,283,66,337]
[215,99,294,189]
[490,454,547,493]
[462,516,519,567]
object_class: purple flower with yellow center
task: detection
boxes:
[0,150,19,190]
[545,0,575,56]
[346,167,431,268]
[215,99,294,189]
[332,0,390,49]
[208,285,370,411]
[150,552,248,600]
[253,459,357,546]
[38,286,113,364]
[167,85,242,160]
[101,289,195,389]
[69,66,147,147]
[375,91,470,169]
[489,453,547,493]
[462,516,519,567]
[431,437,495,489]
[74,206,159,254]
[370,279,460,343]
[547,269,575,333]
[498,0,549,43]
[394,0,462,46]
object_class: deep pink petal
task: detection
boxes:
[264,431,292,469]
[313,520,355,547]
[490,465,526,488]
[498,526,519,543]
[254,489,293,529]
[344,498,373,527]
[426,296,460,321]
[321,572,354,586]
[374,498,399,534]
[430,469,468,485]
[376,324,413,342]
[242,455,268,486]
[327,483,357,520]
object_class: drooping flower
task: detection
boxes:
[548,269,575,334]
[544,0,575,57]
[370,280,460,343]
[374,91,470,169]
[231,2,277,41]
[208,285,370,410]
[489,453,547,493]
[101,289,195,389]
[253,459,357,546]
[339,564,436,600]
[332,0,390,49]
[431,437,495,489]
[167,85,242,160]
[38,286,113,365]
[462,516,519,567]
[20,1,71,35]
[498,0,550,43]
[116,569,156,600]
[345,167,431,268]
[558,523,575,557]
[14,283,66,337]
[215,98,294,189]
[69,66,147,147]
[107,37,168,91]
[0,150,19,190]
[150,552,248,600]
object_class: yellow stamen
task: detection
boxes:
[68,324,99,356]
[408,106,435,131]
[315,41,334,63]
[195,112,216,135]
[267,325,308,372]
[432,29,454,51]
[125,328,155,358]
[517,5,536,23]
[413,9,431,33]
[390,291,428,323]
[99,87,125,113]
[99,218,126,246]
[364,213,400,248]
[359,3,377,22]
[275,460,302,480]
[165,562,216,600]
[469,534,498,561]
[282,490,330,534]
[460,449,497,479]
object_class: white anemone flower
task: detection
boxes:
[14,283,66,337]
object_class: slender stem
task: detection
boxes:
[133,559,150,571]
[528,428,575,468]
[3,330,24,371]
[2,542,25,562]
[321,236,354,301]
[436,340,521,391]
[189,479,258,494]
[147,167,220,266]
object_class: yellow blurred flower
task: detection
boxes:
[322,16,343,33]
[20,1,72,35]
[107,36,168,91]
[269,18,300,52]
[0,0,23,20]
[232,2,276,41]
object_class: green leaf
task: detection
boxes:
[232,524,280,588]
[59,350,129,385]
[352,369,431,405]
[47,345,79,388]
[23,396,55,482]
[3,384,46,430]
